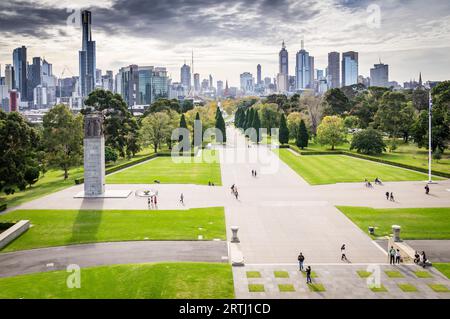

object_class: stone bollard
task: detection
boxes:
[231,226,240,243]
[392,225,401,242]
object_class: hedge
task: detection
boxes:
[284,144,450,179]
[0,203,7,212]
[74,151,198,185]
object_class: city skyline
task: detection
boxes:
[0,0,450,87]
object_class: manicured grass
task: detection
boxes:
[434,263,450,279]
[0,147,157,209]
[0,208,226,252]
[337,207,450,239]
[302,271,318,278]
[308,283,326,292]
[414,271,433,278]
[289,139,450,175]
[370,284,388,292]
[246,271,261,278]
[0,262,234,299]
[276,150,431,185]
[248,284,265,292]
[278,284,295,292]
[398,283,418,292]
[357,270,373,278]
[385,270,404,278]
[428,284,450,293]
[106,150,222,185]
[274,271,289,278]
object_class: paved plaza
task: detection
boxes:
[1,127,449,298]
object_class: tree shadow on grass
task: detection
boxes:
[67,201,103,246]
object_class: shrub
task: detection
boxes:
[350,128,385,155]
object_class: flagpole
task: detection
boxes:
[428,90,432,183]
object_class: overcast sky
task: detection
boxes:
[0,0,449,86]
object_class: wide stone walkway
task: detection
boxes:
[233,264,450,299]
[0,241,228,278]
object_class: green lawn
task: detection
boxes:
[0,262,234,299]
[434,263,450,279]
[0,147,156,209]
[0,208,226,252]
[289,138,450,175]
[337,206,450,239]
[106,150,222,185]
[277,149,431,185]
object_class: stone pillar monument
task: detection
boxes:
[83,112,105,197]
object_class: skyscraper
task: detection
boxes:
[152,67,169,99]
[29,57,42,102]
[278,41,289,93]
[279,41,288,75]
[180,63,191,91]
[327,52,340,89]
[139,66,153,105]
[13,46,27,100]
[217,80,224,97]
[119,65,139,107]
[342,51,358,87]
[79,10,96,98]
[4,64,14,91]
[257,64,262,85]
[240,72,254,94]
[370,62,389,87]
[209,75,213,89]
[193,73,200,93]
[295,41,311,90]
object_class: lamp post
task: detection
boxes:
[428,90,433,183]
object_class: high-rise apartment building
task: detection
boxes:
[13,46,27,100]
[327,52,340,89]
[257,64,262,85]
[342,51,358,87]
[370,63,389,87]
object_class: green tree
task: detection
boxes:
[24,166,40,187]
[0,111,39,194]
[84,89,140,158]
[43,104,83,180]
[323,88,350,116]
[296,119,309,149]
[278,113,289,144]
[257,103,280,136]
[316,116,346,150]
[286,112,302,140]
[343,115,360,129]
[374,91,408,139]
[251,110,261,143]
[105,146,118,163]
[139,112,172,153]
[215,108,227,143]
[350,128,385,155]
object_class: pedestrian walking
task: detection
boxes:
[154,195,158,208]
[395,249,401,264]
[254,170,257,177]
[234,190,239,200]
[231,184,235,194]
[298,252,305,271]
[389,246,396,265]
[306,266,312,284]
[390,192,395,202]
[147,197,151,209]
[341,244,347,261]
[385,192,389,200]
[425,185,430,195]
[180,193,184,205]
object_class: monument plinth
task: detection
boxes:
[74,112,131,199]
[83,113,106,196]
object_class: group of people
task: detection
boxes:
[230,184,239,200]
[251,170,257,177]
[385,192,395,201]
[208,181,215,186]
[297,244,348,284]
[364,177,383,188]
[147,193,158,209]
[414,251,431,268]
[297,253,313,284]
[389,246,402,264]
